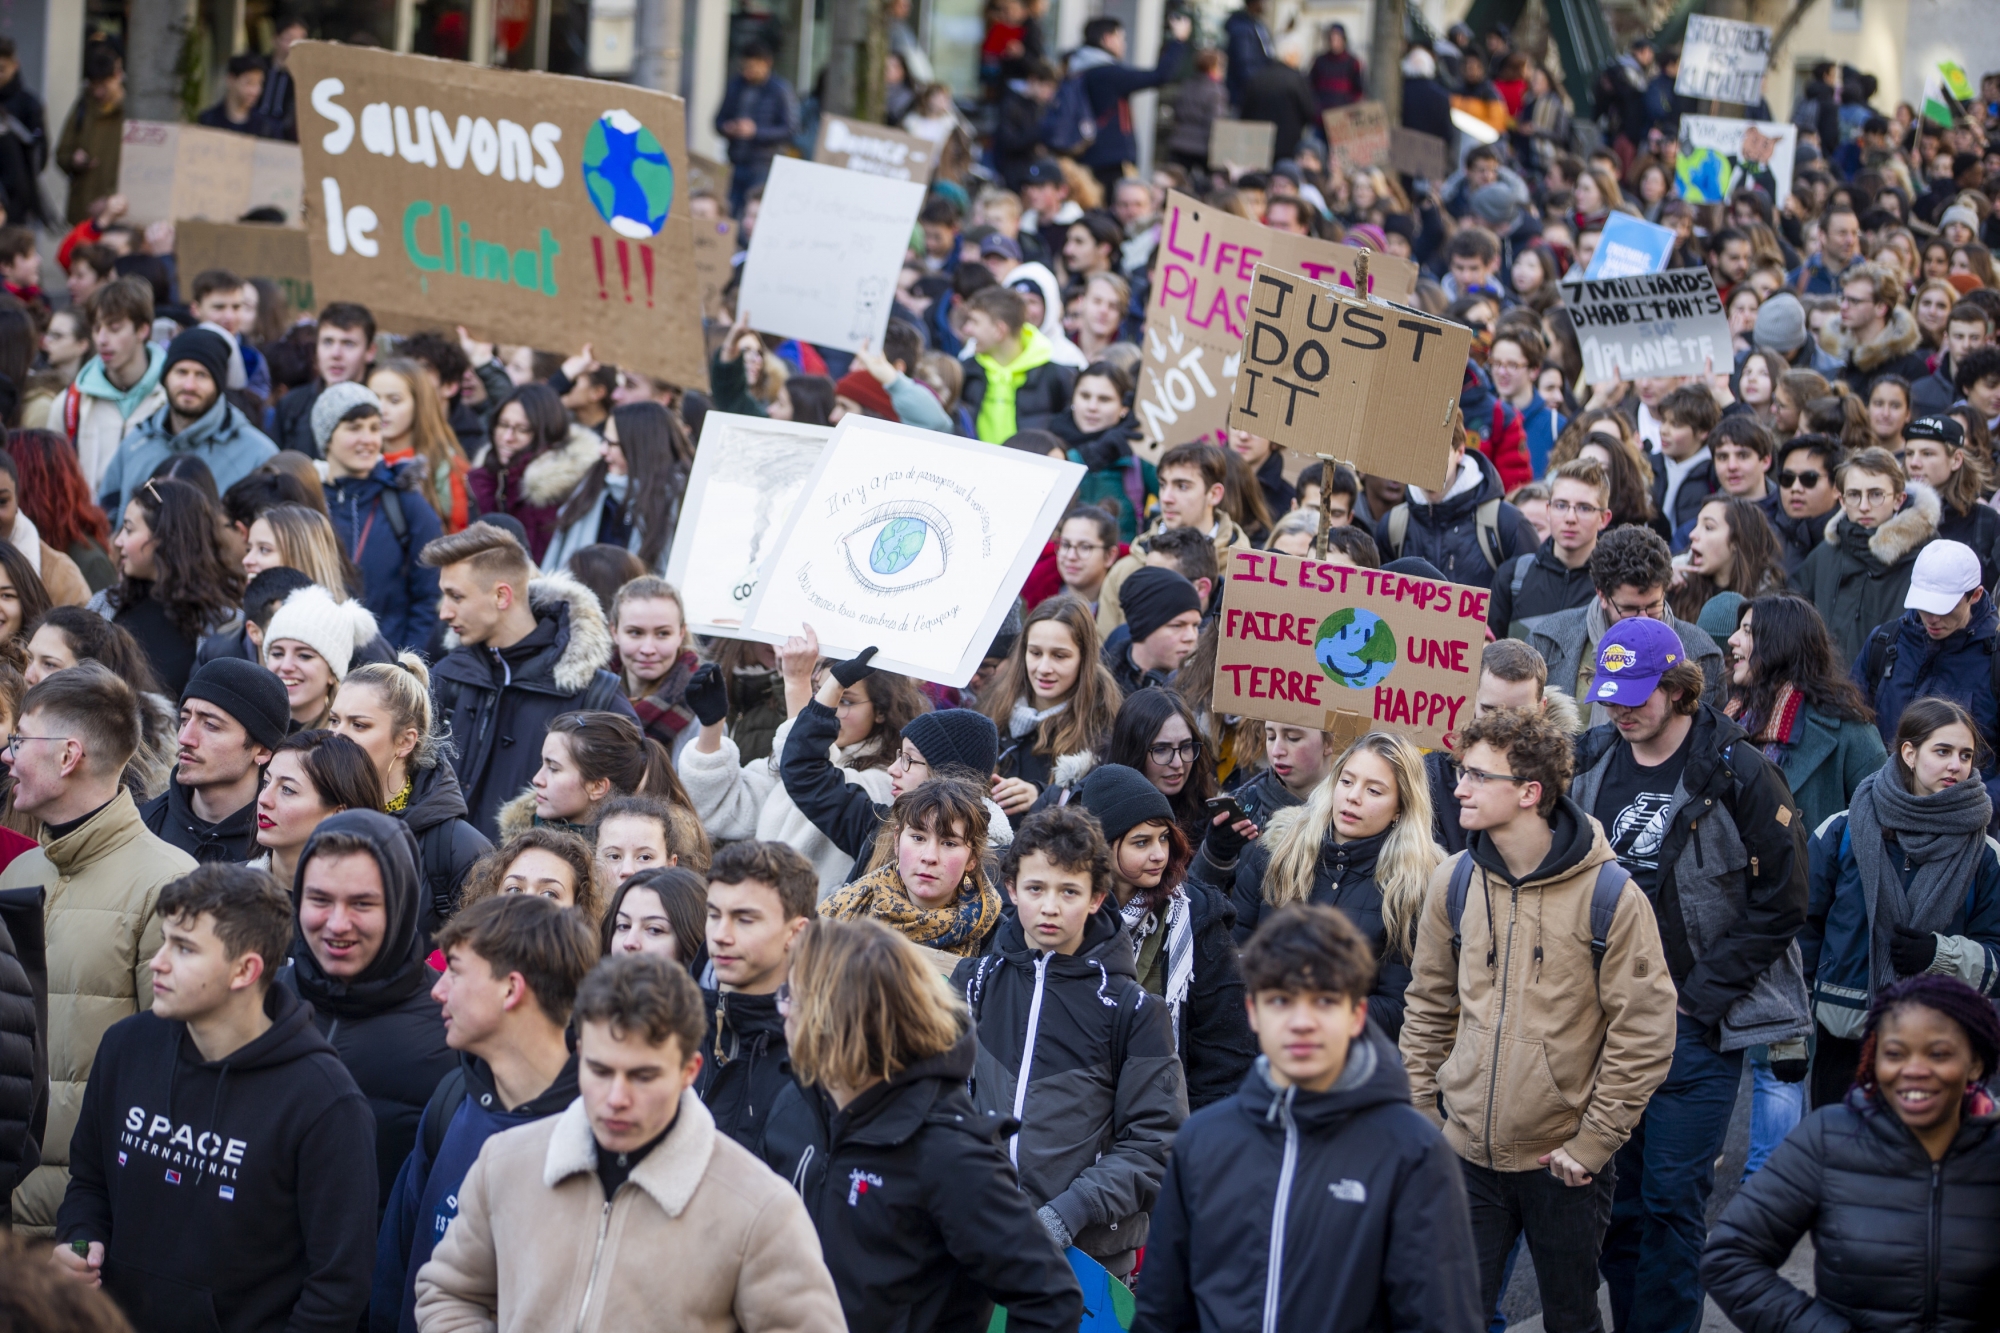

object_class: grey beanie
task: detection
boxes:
[1939,203,1980,235]
[1754,292,1809,355]
[1469,182,1519,230]
[310,381,383,452]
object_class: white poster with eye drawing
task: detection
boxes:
[740,419,1084,685]
[664,411,832,643]
[735,155,928,354]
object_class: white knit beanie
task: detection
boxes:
[262,585,380,681]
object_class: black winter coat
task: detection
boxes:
[1791,487,1940,669]
[1936,499,2000,594]
[1136,1035,1483,1333]
[429,573,633,839]
[397,762,491,941]
[141,775,259,863]
[1217,828,1416,1040]
[0,889,42,1227]
[1488,540,1597,637]
[696,987,792,1153]
[1136,882,1258,1111]
[1238,61,1318,162]
[1380,451,1540,590]
[1649,451,1720,542]
[1102,624,1173,699]
[758,1034,1085,1333]
[1703,1096,2000,1333]
[781,699,888,861]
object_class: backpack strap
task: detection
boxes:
[420,1065,469,1162]
[1863,626,1897,697]
[1587,861,1632,971]
[1510,552,1532,599]
[419,821,460,927]
[380,489,409,546]
[1386,503,1410,557]
[1445,853,1476,956]
[579,671,626,713]
[1474,498,1504,572]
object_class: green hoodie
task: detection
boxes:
[973,323,1057,444]
[72,343,167,420]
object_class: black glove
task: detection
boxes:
[1771,1057,1809,1083]
[1202,813,1255,867]
[686,663,729,727]
[1890,925,1939,976]
[831,646,880,688]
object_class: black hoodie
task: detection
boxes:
[282,811,454,1209]
[395,762,492,939]
[758,1033,1085,1333]
[141,772,261,864]
[695,987,791,1152]
[56,983,377,1333]
[1135,1032,1482,1333]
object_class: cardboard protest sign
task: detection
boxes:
[1584,212,1677,279]
[1226,264,1469,494]
[1675,17,1771,106]
[1208,119,1276,172]
[687,153,732,199]
[289,42,706,390]
[1213,550,1489,752]
[1675,116,1795,206]
[1323,102,1391,171]
[174,220,316,319]
[119,122,303,224]
[664,411,831,643]
[813,113,937,181]
[691,216,738,321]
[1390,127,1449,180]
[736,156,926,355]
[1560,269,1733,386]
[739,418,1083,685]
[1136,191,1417,455]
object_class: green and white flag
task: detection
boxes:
[1921,66,1955,127]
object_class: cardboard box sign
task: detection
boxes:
[1559,268,1734,386]
[1389,127,1449,180]
[1135,191,1418,455]
[289,42,706,391]
[1227,264,1469,494]
[119,121,303,224]
[691,216,738,321]
[1208,119,1276,171]
[174,220,316,320]
[1213,549,1490,751]
[1323,102,1391,171]
[813,113,937,181]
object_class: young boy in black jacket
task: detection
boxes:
[54,864,377,1333]
[1136,903,1481,1332]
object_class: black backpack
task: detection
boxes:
[1445,854,1632,972]
[1862,623,2000,707]
[421,1066,469,1160]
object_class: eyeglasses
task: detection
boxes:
[4,734,72,757]
[890,748,929,773]
[1057,541,1105,556]
[1488,358,1531,373]
[1146,739,1203,765]
[1458,765,1528,787]
[1548,500,1602,518]
[1778,469,1822,488]
[1843,487,1894,507]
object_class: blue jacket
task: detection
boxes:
[1519,391,1562,479]
[1855,600,2000,813]
[1075,40,1190,171]
[99,395,278,516]
[1802,809,2000,1039]
[326,461,444,653]
[368,1053,579,1333]
[1134,1035,1481,1333]
[1762,701,1887,836]
[1221,10,1273,108]
[712,73,800,169]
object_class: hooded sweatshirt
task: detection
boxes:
[282,811,454,1208]
[140,771,261,863]
[964,324,1072,444]
[65,345,168,493]
[56,982,378,1333]
[998,262,1090,369]
[98,393,278,519]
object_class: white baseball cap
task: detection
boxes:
[1906,540,1983,615]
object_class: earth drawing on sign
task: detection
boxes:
[1314,608,1398,688]
[584,110,675,239]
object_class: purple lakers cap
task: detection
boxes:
[1592,616,1685,707]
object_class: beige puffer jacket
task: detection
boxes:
[0,789,197,1230]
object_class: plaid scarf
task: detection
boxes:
[823,860,1004,957]
[628,649,701,746]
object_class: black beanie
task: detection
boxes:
[181,657,293,753]
[1120,565,1203,643]
[1382,556,1448,583]
[1077,763,1175,843]
[902,708,1000,778]
[163,327,232,389]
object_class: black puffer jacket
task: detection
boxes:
[1487,539,1597,636]
[0,889,42,1226]
[1379,450,1540,590]
[1129,881,1257,1111]
[397,762,492,940]
[695,987,792,1153]
[758,1033,1085,1333]
[1217,827,1417,1040]
[1703,1095,2000,1333]
[951,901,1187,1269]
[141,774,260,863]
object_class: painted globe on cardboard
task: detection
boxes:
[1314,608,1397,689]
[584,109,674,239]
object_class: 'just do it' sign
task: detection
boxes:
[1213,550,1489,752]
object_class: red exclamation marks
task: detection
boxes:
[639,245,655,308]
[616,240,632,303]
[591,237,607,301]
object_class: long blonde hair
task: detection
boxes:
[260,504,357,596]
[787,917,967,1092]
[1259,731,1438,960]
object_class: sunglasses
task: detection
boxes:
[1778,469,1823,488]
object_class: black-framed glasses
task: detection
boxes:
[1778,469,1822,488]
[1057,541,1106,556]
[1458,765,1527,787]
[1146,739,1203,765]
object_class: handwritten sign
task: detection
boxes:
[290,42,705,390]
[691,216,738,321]
[1675,115,1795,205]
[1323,102,1391,172]
[1136,191,1417,455]
[1676,17,1771,106]
[1227,264,1468,493]
[814,113,936,181]
[1208,119,1276,172]
[174,220,316,320]
[1559,268,1733,386]
[119,121,303,225]
[1215,550,1489,751]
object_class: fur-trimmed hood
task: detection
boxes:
[1820,480,1940,567]
[1049,749,1099,790]
[1543,687,1585,735]
[440,568,615,694]
[1818,304,1922,373]
[121,690,179,804]
[521,423,603,507]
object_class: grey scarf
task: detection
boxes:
[1845,767,1992,992]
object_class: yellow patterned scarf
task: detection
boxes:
[823,861,1004,957]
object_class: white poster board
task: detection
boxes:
[740,418,1085,685]
[1675,17,1771,106]
[1559,269,1734,386]
[664,411,832,643]
[736,156,927,354]
[1675,116,1795,206]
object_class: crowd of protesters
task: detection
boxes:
[0,6,1996,1333]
